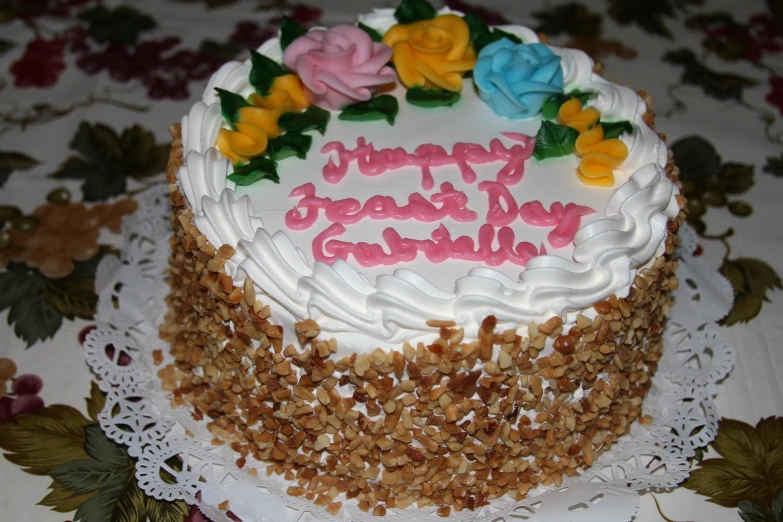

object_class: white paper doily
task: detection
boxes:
[85,190,735,522]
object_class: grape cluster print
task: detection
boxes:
[73,35,222,100]
[0,189,137,278]
[692,13,782,64]
[0,359,45,422]
[3,0,94,20]
[9,38,67,88]
[6,2,323,100]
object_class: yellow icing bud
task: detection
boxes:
[236,74,309,142]
[574,124,628,187]
[238,106,285,138]
[216,123,269,164]
[561,98,629,187]
[383,14,476,92]
[270,74,309,111]
[576,169,615,187]
[574,126,605,154]
[558,98,600,133]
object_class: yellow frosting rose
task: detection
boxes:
[217,74,310,164]
[382,14,476,92]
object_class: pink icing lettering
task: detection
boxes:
[549,204,596,249]
[478,181,519,227]
[497,132,536,185]
[285,183,333,231]
[497,227,540,266]
[312,223,348,264]
[312,223,544,268]
[320,134,536,189]
[287,182,477,230]
[519,201,596,249]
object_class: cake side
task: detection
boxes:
[161,111,685,514]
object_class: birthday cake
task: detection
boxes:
[161,1,685,515]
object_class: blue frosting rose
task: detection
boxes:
[474,39,564,120]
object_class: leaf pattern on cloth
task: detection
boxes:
[670,135,781,323]
[0,151,38,188]
[78,5,156,47]
[685,418,783,510]
[0,262,64,346]
[606,0,695,38]
[531,3,637,61]
[738,492,783,522]
[763,154,783,177]
[50,122,169,202]
[664,49,759,101]
[0,246,117,347]
[686,12,782,64]
[719,258,782,325]
[0,383,190,522]
[671,136,755,232]
[533,3,603,38]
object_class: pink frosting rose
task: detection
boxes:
[283,25,397,110]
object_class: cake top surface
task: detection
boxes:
[178,4,680,348]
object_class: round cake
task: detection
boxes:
[160,2,685,516]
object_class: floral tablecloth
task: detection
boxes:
[1,0,782,521]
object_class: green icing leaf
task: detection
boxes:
[600,120,633,139]
[339,95,399,125]
[494,28,523,44]
[228,157,279,185]
[267,133,313,161]
[464,12,522,53]
[249,50,287,96]
[533,121,579,160]
[464,12,493,53]
[278,105,331,134]
[394,0,437,24]
[280,16,307,51]
[406,86,460,108]
[215,87,250,127]
[540,91,594,120]
[541,97,563,120]
[358,22,384,42]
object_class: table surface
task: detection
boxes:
[1,0,782,520]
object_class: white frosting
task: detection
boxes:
[178,17,679,351]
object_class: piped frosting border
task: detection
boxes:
[176,9,680,346]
